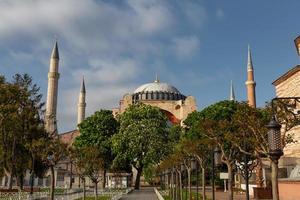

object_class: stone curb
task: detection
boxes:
[113,188,133,200]
[154,187,164,200]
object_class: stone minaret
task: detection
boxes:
[45,41,60,134]
[77,77,86,127]
[229,80,235,101]
[245,45,256,108]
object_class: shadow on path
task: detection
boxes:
[120,187,157,200]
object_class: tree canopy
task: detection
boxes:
[112,103,178,189]
[74,109,119,188]
[0,74,49,189]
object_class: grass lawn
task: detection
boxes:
[163,195,172,200]
[40,187,67,194]
[75,196,111,200]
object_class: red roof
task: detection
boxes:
[59,129,80,145]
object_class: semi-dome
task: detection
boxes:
[132,77,185,101]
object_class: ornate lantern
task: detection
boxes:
[266,115,283,162]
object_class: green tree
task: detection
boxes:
[231,101,298,198]
[71,147,89,200]
[44,137,67,200]
[80,146,104,199]
[112,103,174,189]
[0,74,47,190]
[197,100,240,200]
[74,109,119,188]
[183,111,212,200]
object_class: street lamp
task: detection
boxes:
[267,116,283,161]
[266,115,283,200]
[212,146,221,200]
[265,96,300,200]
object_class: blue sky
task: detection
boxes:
[0,0,299,132]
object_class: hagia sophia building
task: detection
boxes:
[2,36,300,198]
[45,41,256,188]
[0,40,262,189]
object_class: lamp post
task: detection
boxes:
[212,146,221,200]
[266,97,300,200]
[191,158,198,200]
[266,115,283,200]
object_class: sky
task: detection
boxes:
[0,0,300,132]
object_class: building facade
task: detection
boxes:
[273,66,300,161]
[112,76,197,126]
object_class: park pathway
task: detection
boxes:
[120,187,157,200]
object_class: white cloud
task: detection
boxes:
[172,36,200,58]
[0,0,208,132]
[73,58,140,84]
[216,8,225,20]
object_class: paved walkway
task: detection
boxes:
[120,187,157,200]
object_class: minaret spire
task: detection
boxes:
[45,41,60,135]
[51,41,59,59]
[80,76,86,93]
[154,73,159,83]
[229,80,235,101]
[77,76,86,127]
[247,45,253,71]
[245,45,256,108]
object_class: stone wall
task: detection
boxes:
[116,94,196,124]
[274,70,300,158]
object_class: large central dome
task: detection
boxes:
[134,81,180,94]
[132,78,185,101]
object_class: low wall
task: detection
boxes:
[279,178,300,200]
[240,184,256,195]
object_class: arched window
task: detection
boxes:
[145,92,149,100]
[159,92,163,99]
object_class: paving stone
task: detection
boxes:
[120,187,157,200]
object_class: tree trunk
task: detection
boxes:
[94,181,98,199]
[69,162,73,189]
[271,160,279,200]
[30,156,35,194]
[30,172,34,194]
[171,170,174,199]
[255,158,264,187]
[18,174,24,190]
[10,136,16,190]
[102,170,106,189]
[175,171,178,200]
[187,168,191,200]
[134,168,143,190]
[82,178,86,200]
[227,164,234,200]
[50,165,55,200]
[177,170,182,200]
[202,167,206,200]
[78,176,81,188]
[8,172,13,189]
